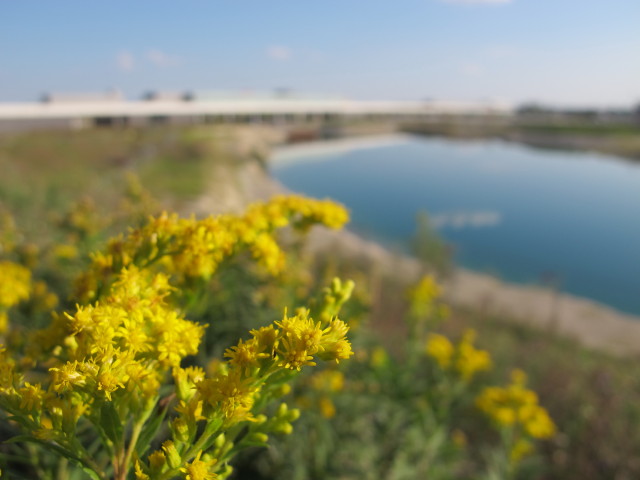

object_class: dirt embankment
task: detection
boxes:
[191,125,640,356]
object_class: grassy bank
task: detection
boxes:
[0,126,236,233]
[401,119,640,160]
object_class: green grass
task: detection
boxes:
[517,123,640,136]
[0,125,230,237]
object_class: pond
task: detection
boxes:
[271,134,640,316]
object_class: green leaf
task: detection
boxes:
[197,418,224,452]
[5,435,102,480]
[238,438,269,448]
[135,407,167,457]
[99,402,123,446]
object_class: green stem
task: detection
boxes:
[182,420,222,461]
[499,427,516,480]
[118,419,145,480]
[55,458,68,480]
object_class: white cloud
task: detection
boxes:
[442,0,512,4]
[116,51,135,72]
[147,49,181,68]
[266,45,293,61]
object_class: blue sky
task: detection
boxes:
[1,0,638,107]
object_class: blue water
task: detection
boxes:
[271,136,640,316]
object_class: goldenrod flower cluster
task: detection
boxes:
[0,195,353,480]
[133,303,352,478]
[425,330,492,382]
[476,369,556,465]
[0,260,31,333]
[0,268,205,472]
[409,275,440,310]
[407,275,450,324]
[76,195,349,300]
[476,369,556,439]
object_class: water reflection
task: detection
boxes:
[431,211,502,229]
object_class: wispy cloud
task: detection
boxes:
[441,0,512,5]
[266,45,293,61]
[116,51,135,72]
[147,49,181,68]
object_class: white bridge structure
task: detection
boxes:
[0,93,512,131]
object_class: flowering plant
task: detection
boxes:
[0,195,354,480]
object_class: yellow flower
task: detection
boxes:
[0,261,31,309]
[250,325,279,356]
[0,350,17,393]
[523,406,556,439]
[49,361,86,393]
[148,450,167,474]
[454,330,492,381]
[180,451,217,480]
[277,346,316,371]
[224,339,267,374]
[408,275,446,321]
[276,310,330,370]
[510,438,533,465]
[251,233,285,275]
[318,396,336,419]
[426,330,491,382]
[175,399,206,424]
[173,366,206,401]
[53,244,78,260]
[425,334,453,368]
[197,370,259,424]
[476,370,556,440]
[18,382,45,412]
[0,312,7,336]
[134,460,150,480]
[96,370,125,400]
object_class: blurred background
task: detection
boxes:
[1,1,640,479]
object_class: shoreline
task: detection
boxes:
[402,123,640,162]
[193,125,640,356]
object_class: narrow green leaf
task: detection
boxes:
[135,407,167,456]
[5,435,101,479]
[197,418,224,452]
[99,402,123,446]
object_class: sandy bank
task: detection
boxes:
[192,125,640,356]
[303,227,640,356]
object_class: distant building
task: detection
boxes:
[185,90,345,102]
[41,89,123,103]
[142,91,190,102]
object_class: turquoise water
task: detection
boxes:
[271,135,640,316]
